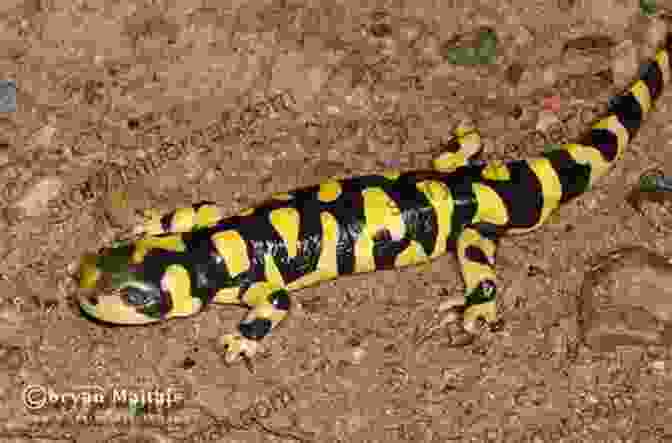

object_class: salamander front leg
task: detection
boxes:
[218,283,291,364]
[440,226,498,339]
[432,122,482,173]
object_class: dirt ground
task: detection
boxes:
[3,0,672,441]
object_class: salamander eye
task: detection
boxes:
[123,286,155,306]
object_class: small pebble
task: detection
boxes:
[579,247,672,352]
[542,95,562,113]
[350,347,367,364]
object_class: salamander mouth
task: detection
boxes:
[77,287,163,325]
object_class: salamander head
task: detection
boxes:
[77,244,204,324]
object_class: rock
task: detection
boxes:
[578,246,672,352]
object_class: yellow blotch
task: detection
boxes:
[169,207,197,233]
[592,115,629,160]
[239,207,255,216]
[416,180,454,257]
[241,281,281,310]
[162,264,200,317]
[318,180,342,202]
[630,79,652,116]
[464,300,497,324]
[525,157,562,226]
[259,304,288,325]
[362,187,405,241]
[472,183,508,226]
[563,143,611,185]
[433,130,481,172]
[454,122,476,137]
[269,207,300,258]
[214,287,241,304]
[460,254,495,293]
[263,252,286,288]
[481,160,511,181]
[316,211,339,279]
[195,204,223,228]
[656,50,671,85]
[330,172,351,181]
[382,170,400,180]
[433,151,469,173]
[287,211,340,290]
[242,289,289,324]
[458,130,482,154]
[268,306,288,324]
[354,233,375,273]
[354,187,405,273]
[459,227,496,259]
[211,230,250,276]
[132,235,186,264]
[272,192,293,201]
[394,240,428,267]
[286,272,323,291]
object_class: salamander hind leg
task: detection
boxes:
[439,226,499,342]
[432,121,482,173]
[218,282,291,363]
[133,201,225,236]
